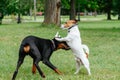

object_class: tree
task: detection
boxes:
[97,0,112,20]
[87,0,99,13]
[44,0,61,26]
[78,0,87,12]
[61,0,76,20]
[61,0,70,15]
[113,0,120,20]
[70,0,76,20]
[104,0,112,20]
[0,0,8,24]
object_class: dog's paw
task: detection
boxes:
[88,72,91,76]
[55,37,62,41]
[74,71,78,75]
[58,78,63,80]
[42,74,46,78]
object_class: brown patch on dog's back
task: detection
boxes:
[24,45,30,53]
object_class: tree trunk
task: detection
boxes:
[0,12,4,24]
[17,0,21,24]
[44,0,61,26]
[70,0,76,20]
[118,14,120,20]
[28,0,32,19]
[107,10,111,20]
[0,19,2,24]
[106,0,112,20]
[34,0,36,21]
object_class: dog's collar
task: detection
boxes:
[51,40,56,51]
[68,24,77,32]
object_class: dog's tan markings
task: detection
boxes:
[32,64,36,74]
[57,43,68,49]
[64,20,78,28]
[24,45,30,53]
[54,68,63,75]
[86,53,88,58]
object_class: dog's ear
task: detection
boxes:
[74,19,78,23]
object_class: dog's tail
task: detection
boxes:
[23,45,30,53]
[21,43,31,53]
[82,44,89,58]
[32,64,37,74]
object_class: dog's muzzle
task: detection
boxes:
[61,24,67,29]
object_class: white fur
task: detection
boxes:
[82,44,89,55]
[56,25,91,75]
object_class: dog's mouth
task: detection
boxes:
[60,24,68,29]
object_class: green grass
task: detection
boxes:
[3,14,118,24]
[0,21,120,80]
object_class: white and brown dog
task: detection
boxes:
[55,20,91,75]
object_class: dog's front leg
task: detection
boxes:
[55,36,71,42]
[43,59,62,75]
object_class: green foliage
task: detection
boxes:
[0,0,120,22]
[77,0,87,12]
[87,0,99,11]
[61,0,70,9]
[0,0,8,14]
[37,0,44,12]
[113,0,120,19]
[7,0,19,14]
[0,0,9,24]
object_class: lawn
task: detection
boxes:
[0,20,120,80]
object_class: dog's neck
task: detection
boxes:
[68,24,77,32]
[51,40,56,51]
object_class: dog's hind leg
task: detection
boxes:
[31,46,45,78]
[80,55,91,75]
[74,57,81,74]
[12,52,26,80]
[32,60,37,74]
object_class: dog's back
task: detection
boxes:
[21,36,50,53]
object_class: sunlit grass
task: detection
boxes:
[0,21,120,80]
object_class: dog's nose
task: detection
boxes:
[60,24,65,29]
[61,24,68,30]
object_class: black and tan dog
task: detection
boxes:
[12,33,70,80]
